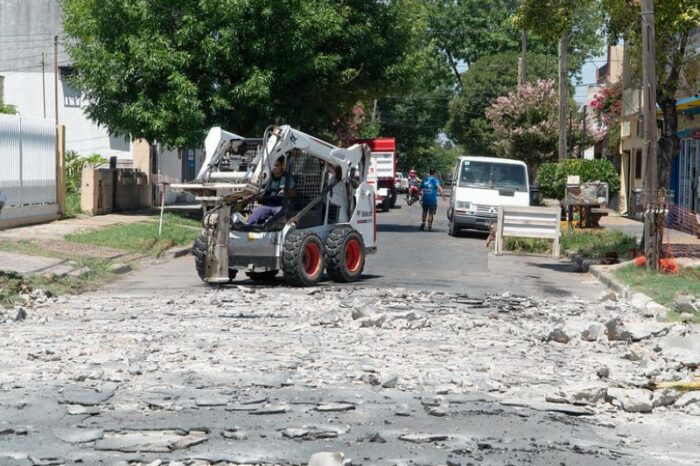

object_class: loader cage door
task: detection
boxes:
[288,151,327,229]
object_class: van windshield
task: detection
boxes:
[458,160,527,191]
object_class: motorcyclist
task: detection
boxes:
[406,169,421,202]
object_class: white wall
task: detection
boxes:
[2,71,132,159]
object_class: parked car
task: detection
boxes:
[394,172,408,193]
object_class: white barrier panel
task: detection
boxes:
[495,205,561,258]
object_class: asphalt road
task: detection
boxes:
[100,196,604,299]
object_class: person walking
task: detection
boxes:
[420,168,444,231]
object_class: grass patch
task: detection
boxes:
[65,220,199,256]
[613,264,700,322]
[503,229,637,259]
[145,212,202,229]
[65,191,81,218]
[561,229,636,259]
[504,237,553,254]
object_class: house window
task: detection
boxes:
[635,150,643,179]
[636,117,644,138]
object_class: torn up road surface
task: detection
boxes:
[1,287,698,465]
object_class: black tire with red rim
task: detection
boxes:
[282,230,325,286]
[325,226,365,283]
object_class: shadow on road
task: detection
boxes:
[529,262,579,273]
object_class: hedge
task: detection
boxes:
[537,159,620,200]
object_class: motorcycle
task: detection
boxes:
[406,184,420,205]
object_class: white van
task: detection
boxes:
[447,156,530,236]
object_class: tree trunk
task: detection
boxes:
[657,95,680,191]
[445,48,464,94]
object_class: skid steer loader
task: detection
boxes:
[171,125,377,286]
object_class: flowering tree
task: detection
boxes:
[485,80,560,173]
[589,81,623,153]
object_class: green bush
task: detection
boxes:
[65,151,106,193]
[561,229,637,259]
[537,159,620,200]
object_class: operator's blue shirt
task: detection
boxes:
[421,176,441,206]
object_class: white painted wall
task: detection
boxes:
[2,71,132,159]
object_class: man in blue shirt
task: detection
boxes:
[420,168,444,231]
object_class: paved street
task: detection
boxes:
[1,199,699,466]
[98,198,604,299]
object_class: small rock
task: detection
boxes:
[598,291,618,303]
[318,311,343,325]
[381,373,398,388]
[351,305,374,320]
[629,293,652,312]
[545,326,571,344]
[652,389,679,408]
[221,430,247,440]
[308,452,344,466]
[13,307,27,321]
[643,301,667,319]
[248,403,289,415]
[607,388,653,413]
[674,391,700,408]
[581,323,604,342]
[427,405,448,417]
[315,402,355,412]
[673,294,697,314]
[52,427,104,444]
[596,366,610,379]
[399,433,449,443]
[394,403,411,416]
[606,317,631,341]
[368,432,386,443]
[359,314,386,328]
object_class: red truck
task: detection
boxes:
[353,137,397,212]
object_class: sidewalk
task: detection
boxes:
[601,211,700,256]
[0,212,159,277]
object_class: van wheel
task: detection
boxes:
[325,226,365,283]
[282,230,325,286]
[448,220,459,237]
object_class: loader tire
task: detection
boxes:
[192,235,208,281]
[325,226,365,283]
[282,230,325,286]
[192,235,236,283]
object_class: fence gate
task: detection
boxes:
[0,114,60,228]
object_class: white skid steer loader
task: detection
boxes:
[171,125,377,286]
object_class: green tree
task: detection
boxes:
[430,0,603,89]
[63,0,427,148]
[446,52,558,157]
[602,0,700,190]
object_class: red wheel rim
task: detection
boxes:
[345,238,362,273]
[302,241,322,276]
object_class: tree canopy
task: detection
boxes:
[446,52,558,157]
[63,0,428,148]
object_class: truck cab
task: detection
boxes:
[447,156,530,236]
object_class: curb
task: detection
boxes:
[164,246,192,259]
[589,261,633,298]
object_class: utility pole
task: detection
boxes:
[582,105,587,158]
[371,99,378,123]
[53,35,59,125]
[558,31,568,160]
[41,51,46,119]
[641,0,660,270]
[518,30,527,95]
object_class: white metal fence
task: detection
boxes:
[495,205,561,258]
[0,114,58,226]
